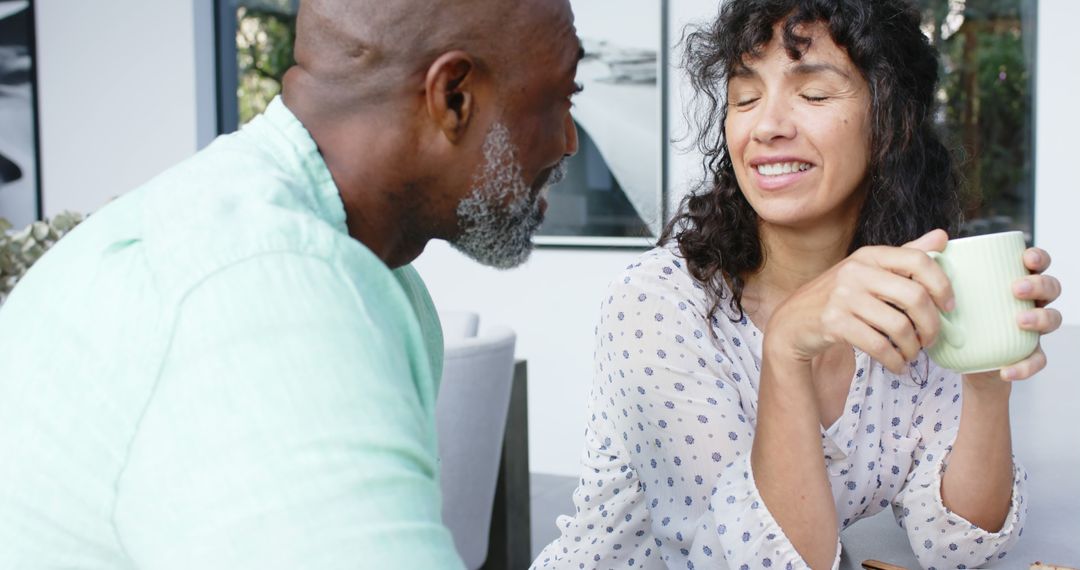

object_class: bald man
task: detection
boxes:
[0,0,581,568]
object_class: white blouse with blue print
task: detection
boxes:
[532,246,1027,570]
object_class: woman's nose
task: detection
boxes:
[750,97,797,144]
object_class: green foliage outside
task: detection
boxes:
[235,1,296,125]
[917,0,1035,236]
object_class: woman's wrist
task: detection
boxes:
[763,331,814,370]
[761,333,818,399]
[962,372,1013,399]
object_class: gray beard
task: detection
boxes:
[450,122,564,269]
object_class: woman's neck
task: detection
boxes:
[742,221,855,329]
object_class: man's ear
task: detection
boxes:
[425,51,477,143]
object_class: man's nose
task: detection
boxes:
[564,113,580,157]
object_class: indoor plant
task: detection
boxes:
[0,212,83,304]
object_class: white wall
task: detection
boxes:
[31,1,1077,477]
[1035,0,1080,326]
[35,0,215,217]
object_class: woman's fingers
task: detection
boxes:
[1013,274,1062,306]
[858,266,942,349]
[1018,307,1063,334]
[850,295,922,362]
[1023,247,1051,273]
[1000,345,1048,381]
[901,228,949,252]
[839,317,908,374]
[859,246,955,312]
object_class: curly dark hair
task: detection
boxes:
[661,0,964,322]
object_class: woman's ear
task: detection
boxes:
[425,51,477,143]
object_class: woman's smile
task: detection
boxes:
[748,157,816,191]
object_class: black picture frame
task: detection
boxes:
[0,0,44,226]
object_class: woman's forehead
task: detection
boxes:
[735,23,854,74]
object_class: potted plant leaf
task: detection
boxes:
[0,212,84,305]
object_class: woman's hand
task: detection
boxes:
[967,247,1063,384]
[765,229,954,373]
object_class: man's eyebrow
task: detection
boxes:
[789,62,851,79]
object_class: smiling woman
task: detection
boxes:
[724,31,873,236]
[531,1,1062,569]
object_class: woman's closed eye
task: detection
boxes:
[801,93,830,103]
[732,97,760,108]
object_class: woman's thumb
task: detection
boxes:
[902,228,949,252]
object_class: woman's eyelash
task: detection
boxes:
[572,82,585,96]
[731,94,828,106]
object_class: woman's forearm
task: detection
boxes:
[940,378,1014,531]
[752,343,839,569]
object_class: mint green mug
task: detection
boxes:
[926,231,1038,373]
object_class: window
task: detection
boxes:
[215,0,297,135]
[919,0,1037,240]
[214,1,1036,243]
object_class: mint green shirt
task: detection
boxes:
[0,97,465,569]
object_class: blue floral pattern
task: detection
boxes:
[532,246,1027,570]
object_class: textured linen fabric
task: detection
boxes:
[532,246,1027,570]
[0,97,465,569]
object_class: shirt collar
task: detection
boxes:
[254,95,350,236]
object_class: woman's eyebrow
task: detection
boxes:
[730,64,757,79]
[788,62,851,79]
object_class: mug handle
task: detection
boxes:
[927,251,966,349]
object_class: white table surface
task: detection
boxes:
[838,325,1080,569]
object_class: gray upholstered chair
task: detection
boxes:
[438,310,480,340]
[435,319,516,570]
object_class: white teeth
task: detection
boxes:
[755,162,811,176]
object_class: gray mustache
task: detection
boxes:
[547,159,569,188]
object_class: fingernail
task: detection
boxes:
[1019,312,1036,326]
[945,298,956,312]
[1016,281,1033,295]
[1001,368,1017,381]
[1028,250,1042,264]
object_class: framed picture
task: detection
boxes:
[214,0,670,248]
[0,0,42,228]
[537,0,668,248]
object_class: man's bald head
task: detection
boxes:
[286,0,563,109]
[278,0,581,269]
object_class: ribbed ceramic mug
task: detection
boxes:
[927,231,1038,373]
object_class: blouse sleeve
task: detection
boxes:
[891,361,1028,569]
[534,259,839,570]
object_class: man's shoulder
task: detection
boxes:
[121,141,360,300]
